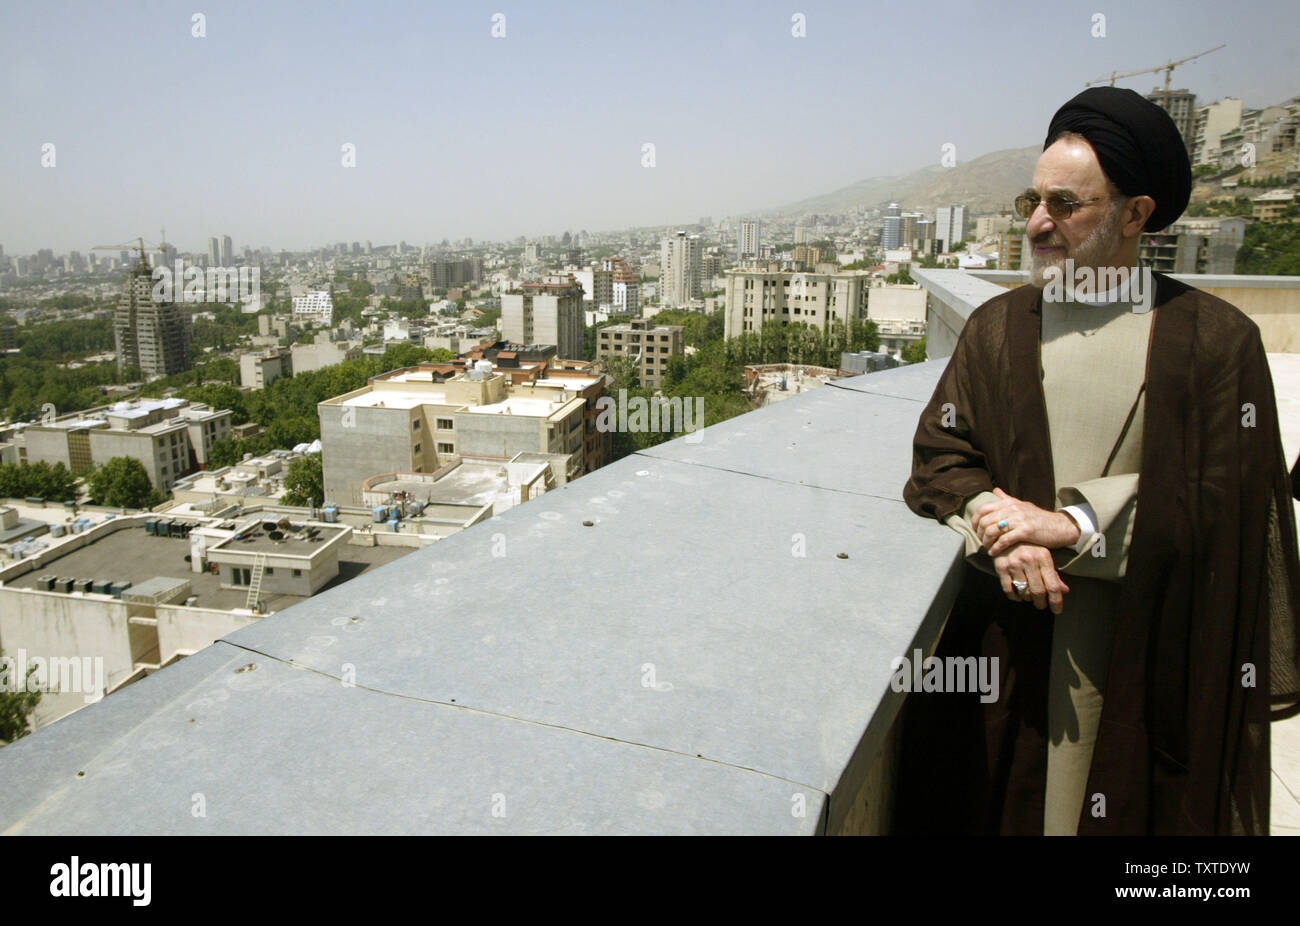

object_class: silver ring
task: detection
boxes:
[998,519,1009,530]
[1012,580,1028,594]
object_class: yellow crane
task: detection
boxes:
[1085,44,1226,113]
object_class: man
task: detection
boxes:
[896,87,1300,835]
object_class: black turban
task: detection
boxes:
[1044,86,1192,231]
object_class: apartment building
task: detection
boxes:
[1253,189,1296,222]
[935,204,968,252]
[240,347,292,390]
[430,257,483,289]
[660,231,702,306]
[318,366,587,506]
[291,332,363,373]
[500,274,585,360]
[1139,216,1247,274]
[595,319,685,390]
[723,264,872,339]
[738,219,761,261]
[291,291,334,326]
[1193,97,1244,166]
[16,399,233,490]
[592,257,639,315]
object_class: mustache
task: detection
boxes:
[1030,232,1065,247]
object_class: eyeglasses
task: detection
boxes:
[1013,192,1105,221]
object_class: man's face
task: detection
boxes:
[1026,138,1126,288]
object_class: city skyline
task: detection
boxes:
[4,0,1299,253]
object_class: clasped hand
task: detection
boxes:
[972,488,1081,614]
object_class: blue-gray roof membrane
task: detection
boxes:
[0,361,965,835]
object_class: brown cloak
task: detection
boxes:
[896,271,1300,835]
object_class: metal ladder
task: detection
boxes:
[245,554,267,611]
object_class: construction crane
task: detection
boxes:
[1085,44,1226,112]
[91,237,163,272]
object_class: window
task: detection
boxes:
[437,442,454,453]
[413,443,421,454]
[266,568,274,576]
[293,569,302,577]
[413,420,421,431]
[233,567,251,586]
[436,419,453,430]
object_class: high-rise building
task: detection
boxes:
[500,274,585,360]
[430,258,483,289]
[660,231,702,307]
[738,219,761,261]
[1147,88,1197,149]
[113,255,191,378]
[207,237,221,267]
[935,204,968,252]
[221,235,233,265]
[1193,97,1244,166]
[881,203,902,249]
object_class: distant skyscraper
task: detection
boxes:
[738,219,761,261]
[935,204,968,252]
[207,237,221,267]
[660,231,702,306]
[881,203,903,250]
[221,235,233,265]
[114,254,191,378]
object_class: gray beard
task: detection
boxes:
[1028,201,1123,289]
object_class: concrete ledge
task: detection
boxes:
[0,363,970,835]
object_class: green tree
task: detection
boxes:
[86,457,166,509]
[0,461,79,502]
[1236,221,1300,275]
[282,454,324,507]
[0,653,41,745]
[902,337,927,364]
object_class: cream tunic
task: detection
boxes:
[941,275,1153,834]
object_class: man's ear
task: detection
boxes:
[1121,195,1157,237]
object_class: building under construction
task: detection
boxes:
[113,253,191,378]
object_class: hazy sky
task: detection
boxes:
[3,0,1297,254]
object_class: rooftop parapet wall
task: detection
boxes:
[0,361,970,835]
[915,268,1300,358]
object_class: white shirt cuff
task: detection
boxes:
[1060,503,1097,553]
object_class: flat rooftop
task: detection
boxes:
[5,524,410,614]
[210,519,348,557]
[466,396,569,417]
[376,460,523,510]
[339,389,447,409]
